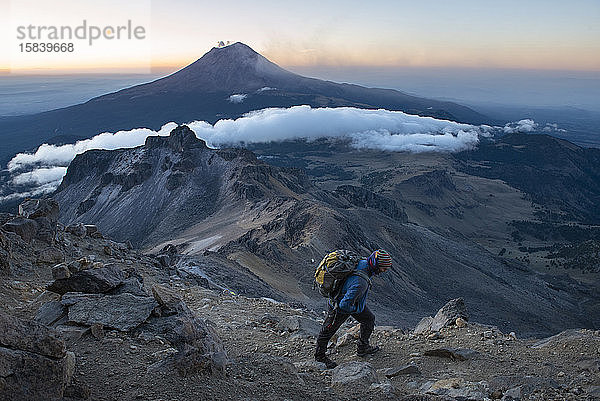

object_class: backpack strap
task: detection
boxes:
[352,270,372,289]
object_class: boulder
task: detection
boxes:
[431,298,468,331]
[65,223,86,237]
[83,225,98,236]
[424,347,480,361]
[18,198,59,222]
[331,361,378,388]
[37,246,65,264]
[277,315,320,338]
[48,263,126,294]
[142,302,227,376]
[3,217,39,242]
[152,284,185,315]
[0,311,74,401]
[0,310,65,358]
[62,292,157,331]
[414,316,434,334]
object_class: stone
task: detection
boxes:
[0,310,65,358]
[502,386,521,400]
[0,347,73,401]
[428,332,443,340]
[34,301,67,326]
[65,223,86,237]
[3,217,39,242]
[48,263,126,294]
[423,378,489,400]
[37,246,65,264]
[34,217,57,243]
[379,364,421,377]
[103,245,113,256]
[55,326,89,345]
[152,284,185,315]
[293,360,327,371]
[63,292,157,331]
[52,263,71,280]
[90,323,104,339]
[0,311,73,401]
[369,381,399,397]
[114,277,148,297]
[84,225,98,236]
[277,315,320,338]
[424,347,480,361]
[331,361,378,388]
[336,332,357,347]
[414,316,433,334]
[143,304,227,376]
[430,298,468,331]
[18,198,59,222]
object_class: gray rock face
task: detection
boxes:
[331,361,378,388]
[3,217,39,242]
[48,263,126,294]
[62,292,157,331]
[0,311,74,401]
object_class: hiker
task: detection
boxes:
[314,249,392,369]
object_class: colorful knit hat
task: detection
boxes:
[368,249,392,271]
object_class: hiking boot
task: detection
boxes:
[357,344,380,357]
[315,355,338,369]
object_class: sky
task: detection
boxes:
[1,0,599,73]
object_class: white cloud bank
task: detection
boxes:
[3,105,549,202]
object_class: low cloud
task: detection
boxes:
[228,94,247,103]
[3,105,495,203]
[503,119,538,134]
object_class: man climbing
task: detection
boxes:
[314,249,392,369]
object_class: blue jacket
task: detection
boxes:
[330,259,373,314]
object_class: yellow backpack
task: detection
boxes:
[314,250,360,298]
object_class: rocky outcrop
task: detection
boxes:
[144,284,227,376]
[414,298,469,334]
[48,262,126,295]
[0,311,74,401]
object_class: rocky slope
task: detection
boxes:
[0,202,599,400]
[51,126,600,337]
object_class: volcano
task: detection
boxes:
[0,42,491,166]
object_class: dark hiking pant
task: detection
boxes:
[314,304,375,358]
